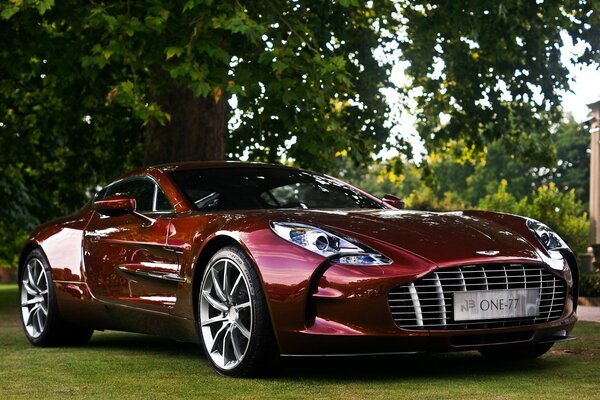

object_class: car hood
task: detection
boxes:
[260,209,542,266]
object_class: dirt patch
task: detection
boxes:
[549,348,576,356]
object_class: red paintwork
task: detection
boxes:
[20,162,577,354]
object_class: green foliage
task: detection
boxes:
[335,157,421,200]
[1,0,399,171]
[399,0,600,163]
[580,274,600,297]
[477,180,526,215]
[542,118,591,207]
[228,2,397,168]
[425,116,589,207]
[403,186,465,212]
[0,0,146,265]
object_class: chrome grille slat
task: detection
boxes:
[388,263,566,331]
[458,269,467,292]
[390,302,564,309]
[435,268,545,274]
[403,279,556,285]
[482,265,489,291]
[390,287,567,293]
[547,271,557,322]
[407,283,423,328]
[392,310,453,315]
[390,298,565,309]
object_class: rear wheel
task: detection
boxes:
[479,342,554,360]
[20,249,93,347]
[198,246,278,377]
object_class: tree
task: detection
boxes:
[1,1,599,265]
[424,115,590,206]
[399,0,600,163]
[4,1,599,170]
[0,3,144,264]
[538,117,590,207]
[1,0,398,169]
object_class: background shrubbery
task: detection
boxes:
[580,274,600,297]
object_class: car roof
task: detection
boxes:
[153,161,295,172]
[116,161,301,181]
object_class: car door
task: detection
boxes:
[83,176,181,313]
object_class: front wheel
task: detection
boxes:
[479,342,554,360]
[198,246,278,377]
[20,249,94,347]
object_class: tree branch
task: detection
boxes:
[265,1,319,55]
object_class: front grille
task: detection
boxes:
[388,264,566,330]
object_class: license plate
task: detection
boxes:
[453,289,540,321]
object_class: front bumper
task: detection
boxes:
[277,260,577,355]
[281,314,577,356]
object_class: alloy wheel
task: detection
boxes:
[21,257,49,339]
[200,257,253,370]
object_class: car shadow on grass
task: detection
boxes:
[86,331,202,361]
[85,331,567,381]
[277,352,566,381]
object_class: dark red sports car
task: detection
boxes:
[19,162,577,376]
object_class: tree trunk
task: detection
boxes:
[144,87,226,166]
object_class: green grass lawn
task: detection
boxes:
[1,283,599,399]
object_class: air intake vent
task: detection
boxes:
[388,264,566,330]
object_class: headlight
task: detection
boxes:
[526,219,571,271]
[270,221,392,266]
[526,219,568,251]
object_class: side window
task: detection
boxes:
[94,187,108,201]
[155,187,173,212]
[104,181,126,198]
[106,179,155,212]
[104,177,174,213]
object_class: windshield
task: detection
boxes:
[168,167,384,211]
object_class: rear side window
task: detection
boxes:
[155,189,172,211]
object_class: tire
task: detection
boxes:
[20,249,94,347]
[198,246,278,377]
[479,342,554,360]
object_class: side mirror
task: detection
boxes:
[93,194,136,216]
[382,194,405,210]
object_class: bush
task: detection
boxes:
[404,185,465,211]
[580,274,600,298]
[478,179,526,215]
[0,222,28,268]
